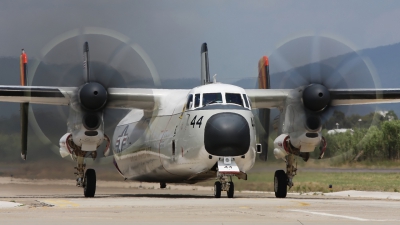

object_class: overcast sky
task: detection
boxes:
[1,0,400,83]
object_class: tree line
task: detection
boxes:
[317,110,400,162]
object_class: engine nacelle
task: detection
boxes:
[289,132,322,152]
[273,132,322,160]
[59,133,73,158]
[72,127,105,151]
[59,132,111,158]
[273,134,289,159]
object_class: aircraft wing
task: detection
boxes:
[0,86,186,110]
[245,89,290,109]
[0,86,76,105]
[106,88,185,110]
[330,89,400,106]
[2,86,400,110]
[246,88,400,109]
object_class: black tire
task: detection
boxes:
[160,182,166,189]
[214,181,221,198]
[227,182,234,198]
[274,170,287,198]
[84,168,96,197]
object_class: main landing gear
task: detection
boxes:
[74,155,97,198]
[84,168,96,197]
[71,142,97,198]
[274,136,327,198]
[274,154,297,198]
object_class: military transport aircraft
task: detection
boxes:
[1,40,400,199]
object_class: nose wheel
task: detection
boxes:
[83,168,96,197]
[214,177,235,198]
[227,181,234,198]
[214,181,222,198]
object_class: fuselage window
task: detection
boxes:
[242,94,249,108]
[202,93,223,106]
[194,94,201,108]
[186,94,193,109]
[226,93,244,107]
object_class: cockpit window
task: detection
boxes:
[186,94,193,109]
[202,93,223,106]
[225,93,244,107]
[194,94,201,108]
[242,94,249,108]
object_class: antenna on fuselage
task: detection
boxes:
[201,43,210,85]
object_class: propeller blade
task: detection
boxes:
[20,103,29,160]
[201,43,210,85]
[83,41,90,82]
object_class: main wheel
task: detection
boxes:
[214,181,222,198]
[84,168,96,197]
[274,170,287,198]
[227,182,234,198]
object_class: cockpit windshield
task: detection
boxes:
[202,93,223,106]
[225,93,244,107]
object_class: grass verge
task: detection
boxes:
[199,171,400,193]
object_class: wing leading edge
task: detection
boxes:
[246,88,400,109]
[0,86,75,105]
[245,89,290,109]
[1,86,400,110]
[0,86,187,111]
[330,89,400,106]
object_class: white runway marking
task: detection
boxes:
[288,209,371,221]
[0,201,22,208]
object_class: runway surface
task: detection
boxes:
[1,177,400,225]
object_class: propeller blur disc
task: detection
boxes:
[28,27,161,161]
[267,35,382,160]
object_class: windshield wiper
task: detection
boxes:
[203,100,219,107]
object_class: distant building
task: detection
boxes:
[327,128,354,135]
[377,110,396,121]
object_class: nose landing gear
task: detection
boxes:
[213,157,239,198]
[214,177,235,198]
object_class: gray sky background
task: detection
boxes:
[1,0,400,82]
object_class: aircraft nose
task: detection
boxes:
[204,112,250,156]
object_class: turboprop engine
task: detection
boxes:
[273,84,328,161]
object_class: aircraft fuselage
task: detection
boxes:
[112,84,257,183]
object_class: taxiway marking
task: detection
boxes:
[43,199,79,208]
[288,209,398,222]
[288,209,370,221]
[0,201,22,208]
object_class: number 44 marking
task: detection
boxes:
[190,116,204,128]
